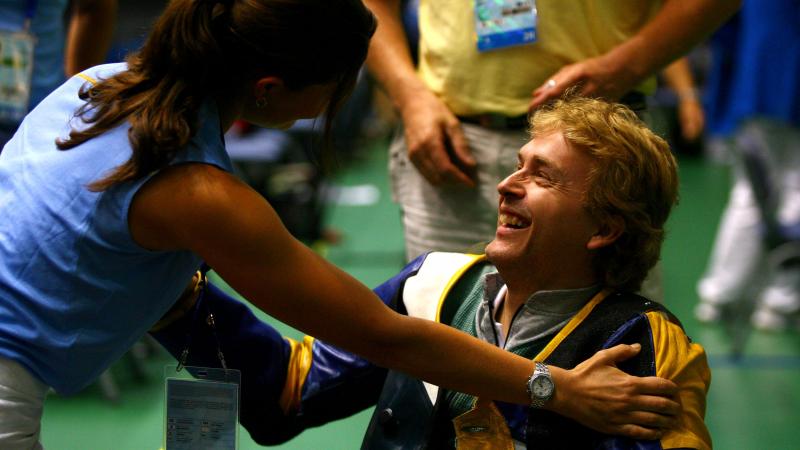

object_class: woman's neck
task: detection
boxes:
[214,91,245,132]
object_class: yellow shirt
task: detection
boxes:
[418,0,662,116]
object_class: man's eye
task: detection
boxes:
[534,171,552,183]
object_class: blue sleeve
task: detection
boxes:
[285,253,428,433]
[150,254,428,445]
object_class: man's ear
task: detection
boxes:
[587,216,624,250]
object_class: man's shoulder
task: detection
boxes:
[600,290,683,328]
[542,289,684,372]
[400,252,489,322]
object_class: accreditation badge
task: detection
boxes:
[164,366,241,450]
[474,0,538,52]
[0,29,35,123]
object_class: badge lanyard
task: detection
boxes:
[0,0,39,124]
[164,271,241,450]
[473,0,538,52]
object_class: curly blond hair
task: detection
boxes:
[530,95,679,292]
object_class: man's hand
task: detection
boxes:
[549,343,681,440]
[360,0,475,187]
[399,89,476,187]
[529,0,741,112]
[528,53,638,111]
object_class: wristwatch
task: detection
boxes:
[526,361,555,408]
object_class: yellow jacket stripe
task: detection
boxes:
[279,336,315,414]
[647,310,712,450]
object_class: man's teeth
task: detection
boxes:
[500,213,527,228]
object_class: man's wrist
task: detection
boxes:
[676,88,700,102]
[602,38,651,88]
[391,76,432,113]
[541,365,570,412]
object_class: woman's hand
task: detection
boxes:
[548,343,681,440]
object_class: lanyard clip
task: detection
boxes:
[176,349,189,372]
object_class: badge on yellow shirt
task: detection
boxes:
[474,0,538,52]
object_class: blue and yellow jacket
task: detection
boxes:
[152,252,711,449]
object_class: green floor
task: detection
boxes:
[40,142,800,449]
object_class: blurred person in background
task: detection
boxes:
[0,0,117,147]
[646,56,707,158]
[662,57,706,145]
[694,0,800,330]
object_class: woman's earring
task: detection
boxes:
[256,97,268,108]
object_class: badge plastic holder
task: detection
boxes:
[0,30,36,124]
[474,0,538,52]
[164,365,241,450]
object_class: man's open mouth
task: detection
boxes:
[498,213,531,229]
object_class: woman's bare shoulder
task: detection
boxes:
[128,162,276,251]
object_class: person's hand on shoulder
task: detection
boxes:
[549,343,681,440]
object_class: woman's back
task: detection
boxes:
[0,63,232,395]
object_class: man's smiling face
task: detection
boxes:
[485,131,600,289]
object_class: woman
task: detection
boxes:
[0,0,678,446]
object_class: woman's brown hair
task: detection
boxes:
[57,0,376,190]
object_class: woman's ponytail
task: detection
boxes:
[57,0,376,191]
[57,0,233,191]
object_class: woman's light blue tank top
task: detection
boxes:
[0,63,234,394]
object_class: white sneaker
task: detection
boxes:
[759,272,800,315]
[695,302,723,323]
[751,306,790,331]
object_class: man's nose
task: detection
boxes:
[497,174,523,198]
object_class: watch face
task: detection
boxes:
[532,376,554,397]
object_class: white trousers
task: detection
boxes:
[697,121,800,309]
[0,356,48,450]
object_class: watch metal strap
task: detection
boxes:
[527,361,552,409]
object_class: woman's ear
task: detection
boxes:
[254,76,284,98]
[587,215,624,250]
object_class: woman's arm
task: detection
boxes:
[130,164,533,400]
[130,163,678,438]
